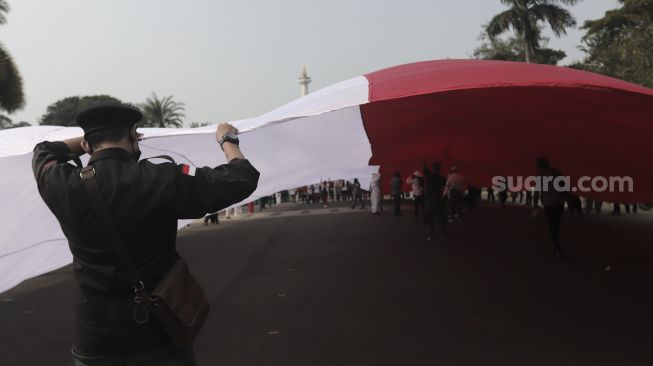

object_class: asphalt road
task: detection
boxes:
[1,201,652,365]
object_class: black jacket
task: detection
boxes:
[32,141,259,356]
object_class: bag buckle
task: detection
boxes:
[79,167,96,179]
[132,281,150,324]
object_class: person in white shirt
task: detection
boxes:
[445,166,465,221]
[370,173,382,215]
[406,171,424,220]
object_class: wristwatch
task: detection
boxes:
[218,133,239,150]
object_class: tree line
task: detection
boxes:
[1,0,651,129]
[474,0,653,91]
[38,93,191,128]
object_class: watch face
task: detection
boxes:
[220,133,239,147]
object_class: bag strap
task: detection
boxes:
[79,165,143,290]
[142,155,176,164]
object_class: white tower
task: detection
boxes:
[298,66,311,96]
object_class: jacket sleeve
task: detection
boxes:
[172,158,260,219]
[32,141,72,181]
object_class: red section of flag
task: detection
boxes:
[181,164,190,175]
[360,59,653,202]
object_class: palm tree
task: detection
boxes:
[486,0,580,63]
[0,1,24,113]
[140,93,185,128]
[0,114,29,129]
[0,0,9,25]
[189,122,210,128]
[0,114,12,129]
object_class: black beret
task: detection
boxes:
[76,102,143,135]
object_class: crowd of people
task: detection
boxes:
[363,158,643,261]
[235,160,645,262]
[256,179,370,210]
[365,163,468,242]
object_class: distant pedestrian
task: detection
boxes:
[537,157,565,259]
[391,171,402,216]
[225,206,237,219]
[307,185,314,204]
[313,183,320,204]
[204,212,219,225]
[594,200,603,214]
[464,185,482,209]
[532,190,541,207]
[584,197,594,214]
[487,187,495,202]
[612,202,621,216]
[445,166,464,220]
[423,162,447,240]
[259,196,268,210]
[407,171,424,220]
[321,182,329,208]
[335,180,343,201]
[343,181,350,201]
[625,203,638,214]
[499,188,508,208]
[370,173,382,215]
[567,195,582,214]
[351,178,365,209]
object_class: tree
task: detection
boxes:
[0,0,8,25]
[39,95,122,126]
[0,1,25,114]
[0,114,30,129]
[140,93,185,128]
[486,0,580,63]
[189,122,211,128]
[473,32,566,65]
[0,114,11,129]
[575,0,653,87]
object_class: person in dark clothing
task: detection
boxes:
[532,190,541,207]
[350,178,365,209]
[203,212,219,225]
[625,203,638,213]
[423,162,447,240]
[320,182,329,208]
[390,171,403,216]
[307,185,314,204]
[537,157,565,259]
[487,187,495,202]
[464,185,482,209]
[510,191,524,204]
[567,195,582,214]
[32,102,259,364]
[594,200,603,214]
[498,189,508,208]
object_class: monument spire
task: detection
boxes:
[298,66,311,96]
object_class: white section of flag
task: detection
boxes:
[0,104,377,294]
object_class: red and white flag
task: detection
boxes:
[181,164,196,176]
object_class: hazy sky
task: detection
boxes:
[3,0,619,126]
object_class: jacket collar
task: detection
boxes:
[88,147,133,164]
